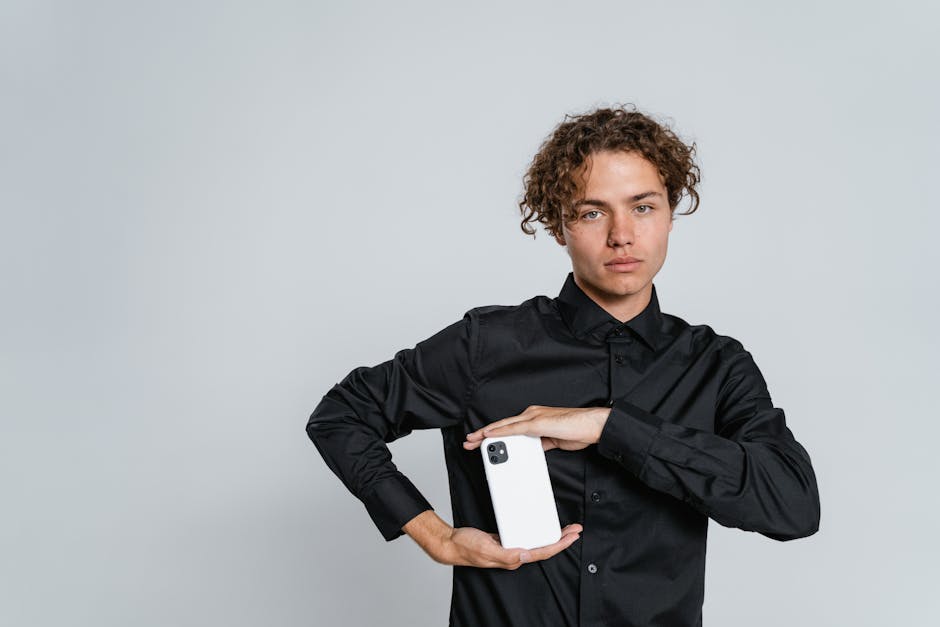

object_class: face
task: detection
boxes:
[553,150,674,319]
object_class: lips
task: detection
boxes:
[606,257,641,265]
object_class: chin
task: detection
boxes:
[577,265,645,295]
[586,274,630,294]
[603,274,646,294]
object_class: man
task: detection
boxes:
[306,104,820,626]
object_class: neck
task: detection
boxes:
[574,274,652,323]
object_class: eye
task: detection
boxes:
[634,204,653,215]
[581,210,601,220]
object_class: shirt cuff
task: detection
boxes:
[596,399,664,477]
[358,473,434,542]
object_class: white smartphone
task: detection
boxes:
[480,433,562,550]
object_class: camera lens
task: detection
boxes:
[490,455,498,464]
[487,444,496,452]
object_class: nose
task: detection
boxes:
[607,213,635,248]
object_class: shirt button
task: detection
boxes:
[607,399,614,406]
[614,354,624,364]
[587,563,598,574]
[591,491,601,503]
[613,452,623,462]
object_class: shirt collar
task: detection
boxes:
[554,271,664,350]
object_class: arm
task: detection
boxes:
[306,311,477,542]
[402,509,584,569]
[307,311,585,567]
[595,340,821,541]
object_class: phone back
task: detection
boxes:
[480,434,562,550]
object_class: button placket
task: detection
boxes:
[606,332,633,468]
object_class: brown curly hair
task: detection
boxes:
[518,103,701,239]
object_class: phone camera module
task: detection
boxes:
[486,440,509,464]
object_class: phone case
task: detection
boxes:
[480,433,562,550]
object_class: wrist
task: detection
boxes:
[403,510,456,564]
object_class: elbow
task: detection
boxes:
[306,390,343,444]
[306,407,337,445]
[796,489,821,539]
[306,404,334,446]
[763,446,821,541]
[765,486,821,542]
[305,412,318,443]
[792,460,822,539]
[767,520,818,542]
[777,512,819,542]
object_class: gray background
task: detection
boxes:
[2,1,937,625]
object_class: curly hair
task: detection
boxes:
[518,103,701,239]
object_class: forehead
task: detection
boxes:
[575,150,666,194]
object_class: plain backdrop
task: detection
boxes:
[2,1,938,625]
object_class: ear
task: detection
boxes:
[553,230,566,247]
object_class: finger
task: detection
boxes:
[483,541,529,569]
[484,416,539,437]
[467,428,552,451]
[490,547,527,568]
[496,525,582,567]
[524,530,581,562]
[465,419,519,441]
[466,422,518,441]
[467,416,519,441]
[473,534,511,568]
[490,549,531,570]
[466,408,538,440]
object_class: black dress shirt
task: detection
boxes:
[306,272,820,627]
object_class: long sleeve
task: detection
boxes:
[595,339,821,541]
[306,310,478,541]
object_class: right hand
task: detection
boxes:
[403,511,582,570]
[440,523,583,570]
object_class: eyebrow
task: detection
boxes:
[574,191,664,208]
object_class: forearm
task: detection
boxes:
[402,509,455,564]
[307,389,436,541]
[597,398,820,540]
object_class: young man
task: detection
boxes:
[306,104,820,627]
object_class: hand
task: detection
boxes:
[463,405,612,452]
[444,523,583,569]
[403,510,582,569]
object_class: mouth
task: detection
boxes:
[605,257,642,272]
[606,256,640,265]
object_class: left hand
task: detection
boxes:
[463,405,612,453]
